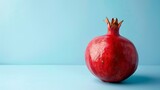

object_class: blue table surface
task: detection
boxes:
[0,65,159,90]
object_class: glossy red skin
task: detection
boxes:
[85,31,138,82]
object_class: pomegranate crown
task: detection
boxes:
[105,18,123,29]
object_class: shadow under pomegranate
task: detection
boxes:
[94,74,155,85]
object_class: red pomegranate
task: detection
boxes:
[85,18,138,82]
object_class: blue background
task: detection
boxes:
[0,0,159,65]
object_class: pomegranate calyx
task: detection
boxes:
[105,18,123,29]
[105,18,123,35]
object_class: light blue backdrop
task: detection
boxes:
[0,0,159,65]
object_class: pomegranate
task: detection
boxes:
[85,18,138,82]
